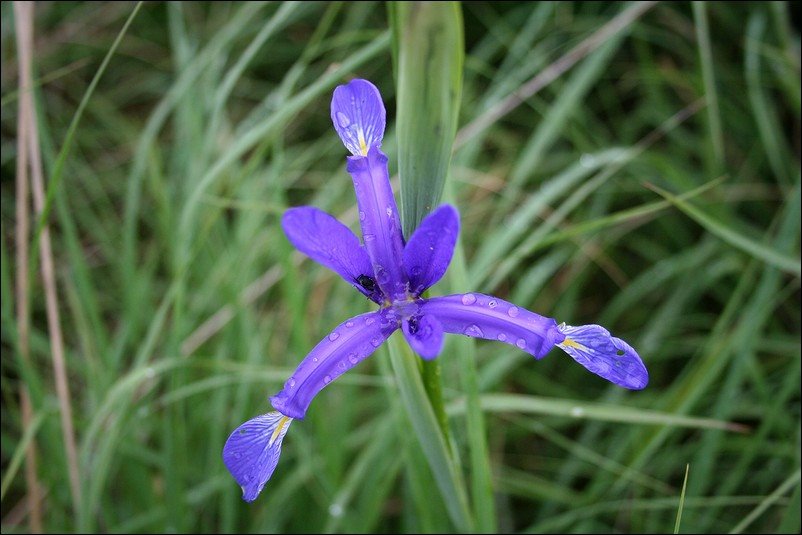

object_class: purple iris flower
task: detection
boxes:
[223,79,648,502]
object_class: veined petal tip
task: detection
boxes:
[331,79,386,156]
[222,411,294,502]
[557,323,648,390]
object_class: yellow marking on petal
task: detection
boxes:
[358,130,368,155]
[560,337,587,351]
[268,416,291,447]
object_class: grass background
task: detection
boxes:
[1,1,800,532]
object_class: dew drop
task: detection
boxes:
[463,324,484,337]
[515,338,527,349]
[365,316,375,325]
[364,233,376,242]
[338,360,347,370]
[348,353,359,364]
[488,299,498,308]
[371,338,382,347]
[288,377,296,388]
[336,111,351,128]
[313,357,319,363]
[507,306,519,318]
[497,333,507,342]
[328,332,340,342]
[233,452,242,459]
[324,375,332,384]
[359,211,366,221]
[461,293,477,305]
[410,266,423,277]
[386,206,393,218]
[346,321,354,328]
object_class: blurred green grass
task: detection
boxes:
[1,1,799,533]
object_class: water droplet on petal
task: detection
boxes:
[336,111,351,128]
[288,377,296,388]
[348,353,359,364]
[338,360,347,370]
[497,333,507,342]
[364,233,376,242]
[386,206,393,218]
[463,324,484,337]
[313,357,319,363]
[507,306,519,318]
[461,293,477,305]
[488,299,498,308]
[410,266,423,277]
[359,211,366,221]
[329,332,340,341]
[516,338,527,349]
[365,316,375,326]
[371,338,382,347]
[346,321,354,328]
[324,375,332,384]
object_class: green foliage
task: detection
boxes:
[1,2,799,533]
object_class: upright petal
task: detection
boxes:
[557,323,648,389]
[331,79,386,156]
[420,293,565,359]
[403,204,460,296]
[282,207,381,303]
[223,411,293,502]
[346,146,407,301]
[270,309,399,419]
[402,313,444,360]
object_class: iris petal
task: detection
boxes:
[346,146,407,300]
[281,206,380,303]
[331,79,386,156]
[402,313,444,360]
[557,324,649,389]
[420,293,564,359]
[222,411,293,502]
[270,309,399,419]
[403,204,460,296]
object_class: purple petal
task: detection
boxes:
[346,146,407,301]
[420,293,565,359]
[402,313,444,360]
[282,207,381,303]
[557,324,648,389]
[222,411,293,502]
[331,79,386,156]
[270,309,400,419]
[403,205,460,296]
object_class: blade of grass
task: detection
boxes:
[448,393,749,432]
[646,182,800,277]
[11,3,42,530]
[729,469,802,534]
[674,464,690,534]
[386,335,474,532]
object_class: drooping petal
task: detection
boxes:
[557,323,648,389]
[402,313,444,360]
[281,206,381,303]
[331,79,386,156]
[403,204,460,296]
[346,146,407,300]
[420,293,565,359]
[270,309,399,419]
[222,411,293,502]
